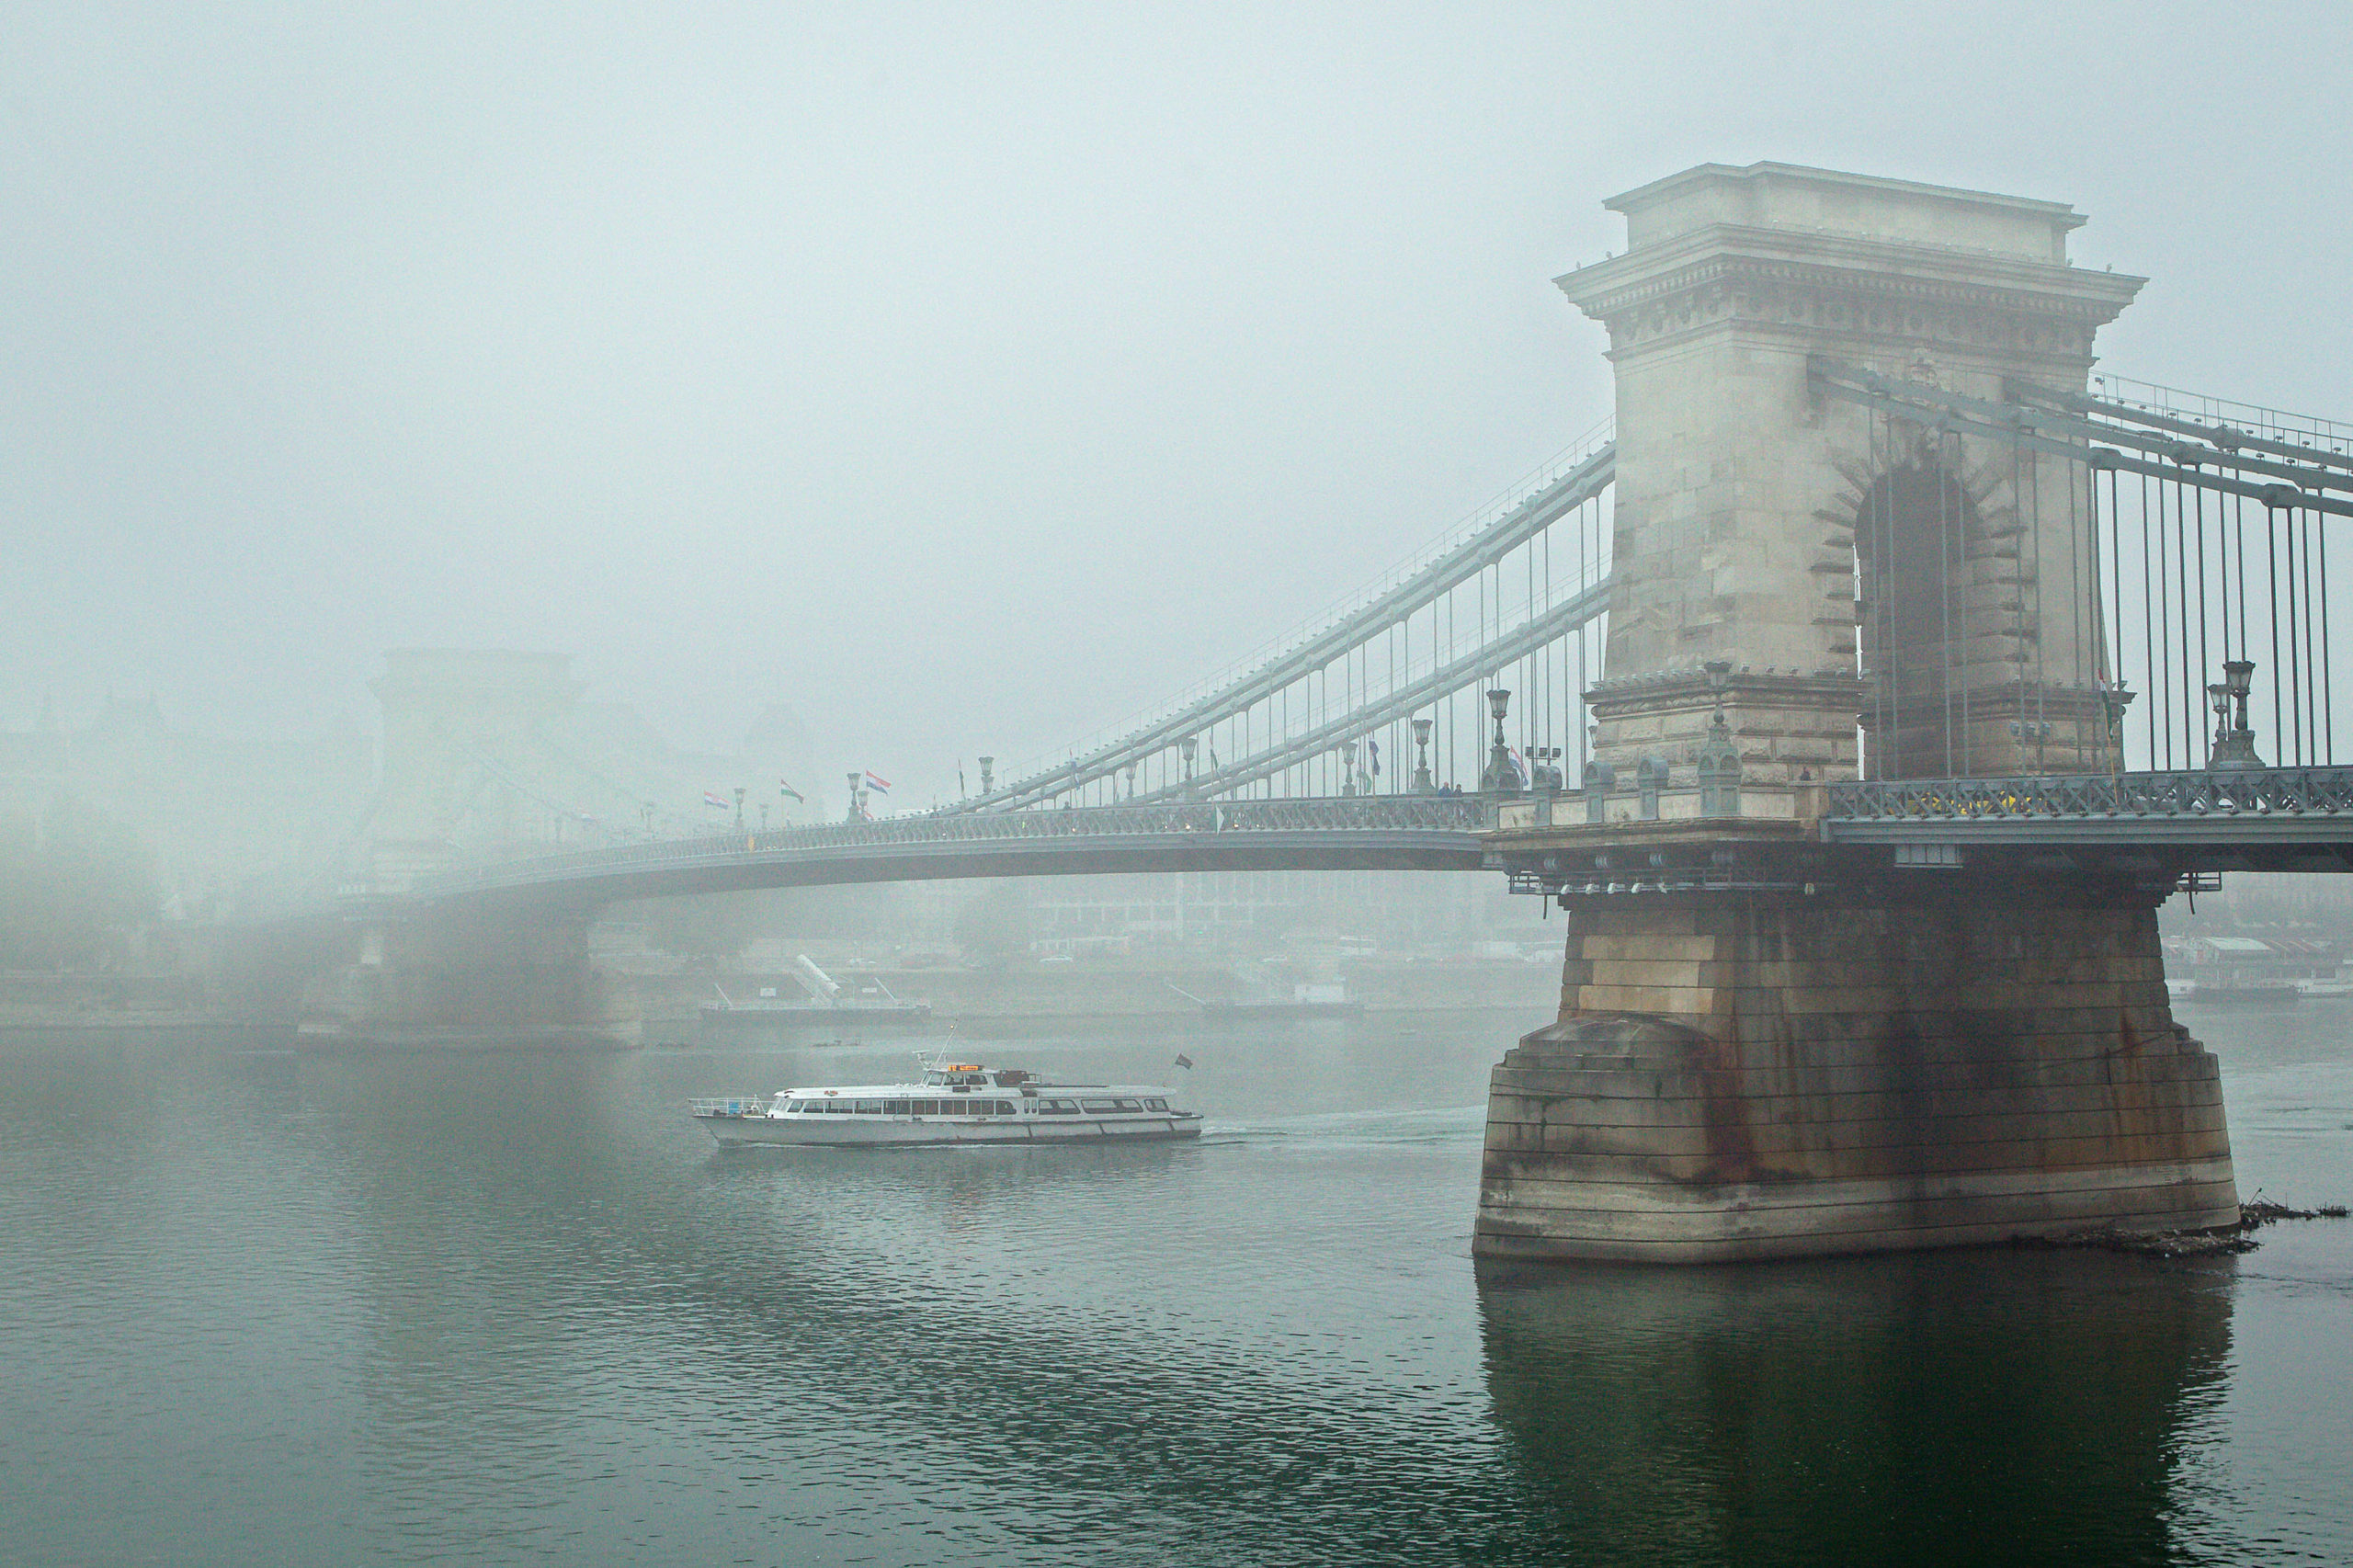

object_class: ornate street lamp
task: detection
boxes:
[1178,735,1199,799]
[846,771,863,822]
[733,785,746,830]
[977,756,995,794]
[1480,687,1522,794]
[2096,684,2133,780]
[2210,658,2265,770]
[1704,659,1732,710]
[1697,660,1740,814]
[1411,716,1435,794]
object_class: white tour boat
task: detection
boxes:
[689,1053,1202,1148]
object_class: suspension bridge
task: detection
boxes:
[296,161,2353,1267]
[405,345,2353,909]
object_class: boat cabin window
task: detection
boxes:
[913,1099,939,1116]
[1144,1098,1168,1112]
[1037,1099,1079,1116]
[854,1099,883,1114]
[1080,1098,1120,1115]
[885,1099,910,1115]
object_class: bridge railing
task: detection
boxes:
[1825,767,2353,822]
[412,795,1492,896]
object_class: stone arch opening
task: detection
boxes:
[1855,460,1984,779]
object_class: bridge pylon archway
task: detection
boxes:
[1558,161,2141,790]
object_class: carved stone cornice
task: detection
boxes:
[1586,668,1867,718]
[1558,226,2143,365]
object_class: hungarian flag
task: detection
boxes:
[779,778,804,803]
[865,771,892,795]
[702,791,727,809]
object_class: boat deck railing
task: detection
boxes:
[688,1096,767,1118]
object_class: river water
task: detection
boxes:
[2,1002,2349,1567]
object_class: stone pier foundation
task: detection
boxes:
[298,907,630,1047]
[1474,888,2237,1263]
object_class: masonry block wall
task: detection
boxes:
[1474,888,2237,1263]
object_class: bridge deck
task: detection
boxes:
[408,797,1490,907]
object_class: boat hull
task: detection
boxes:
[698,1114,1201,1148]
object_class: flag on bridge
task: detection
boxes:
[865,771,892,794]
[702,790,727,809]
[1174,1053,1194,1071]
[779,778,804,803]
[1367,737,1381,776]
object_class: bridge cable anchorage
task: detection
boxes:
[962,439,1615,812]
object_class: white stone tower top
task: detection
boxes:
[1606,161,2084,262]
[1553,162,2145,790]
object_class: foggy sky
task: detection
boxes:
[8,2,2350,807]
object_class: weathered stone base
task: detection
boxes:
[300,908,628,1040]
[1474,890,2238,1264]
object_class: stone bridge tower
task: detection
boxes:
[366,649,583,892]
[1474,165,2236,1264]
[1559,163,2143,785]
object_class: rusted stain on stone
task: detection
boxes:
[1696,1020,1760,1184]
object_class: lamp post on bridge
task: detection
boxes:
[2097,684,2133,781]
[978,756,995,795]
[733,786,746,831]
[1412,717,1435,795]
[1480,687,1522,794]
[846,771,863,823]
[2209,659,2266,770]
[1178,736,1199,800]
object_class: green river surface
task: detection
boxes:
[2,1003,2348,1566]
